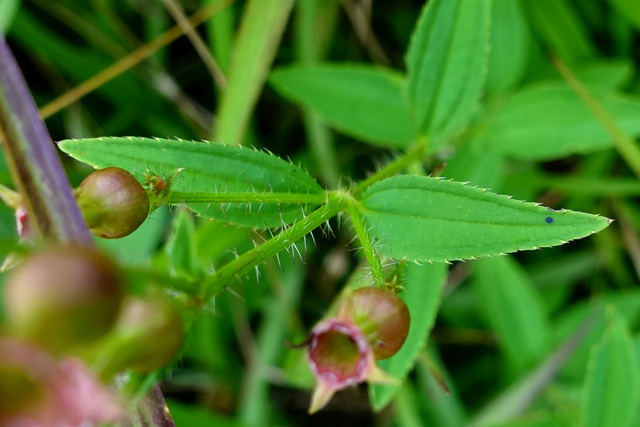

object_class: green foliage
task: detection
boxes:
[270,65,415,148]
[59,137,324,228]
[406,0,490,146]
[482,83,640,160]
[582,309,639,427]
[361,175,610,262]
[0,0,637,425]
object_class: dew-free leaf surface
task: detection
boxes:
[483,83,640,160]
[474,256,550,372]
[59,137,324,229]
[582,309,639,427]
[361,176,611,262]
[270,65,415,148]
[406,0,490,146]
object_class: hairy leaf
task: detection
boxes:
[58,137,324,229]
[361,176,611,262]
[270,65,415,148]
[406,0,490,146]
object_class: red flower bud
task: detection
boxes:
[3,246,124,352]
[76,167,149,239]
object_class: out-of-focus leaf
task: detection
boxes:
[486,0,529,94]
[482,83,640,160]
[165,209,200,280]
[369,262,447,411]
[606,0,640,31]
[59,137,324,229]
[270,65,415,148]
[0,0,20,34]
[98,206,168,267]
[553,291,640,381]
[582,308,639,427]
[576,60,633,90]
[474,256,550,371]
[361,176,611,263]
[444,142,505,191]
[406,0,490,146]
[523,0,594,64]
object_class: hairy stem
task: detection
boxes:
[346,200,386,284]
[203,197,345,298]
[352,138,428,198]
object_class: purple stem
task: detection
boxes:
[0,35,92,244]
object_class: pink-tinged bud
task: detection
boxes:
[76,167,150,239]
[111,297,184,373]
[337,286,411,360]
[306,318,396,414]
[0,338,122,426]
[3,246,124,352]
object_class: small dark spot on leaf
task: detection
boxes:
[545,217,554,224]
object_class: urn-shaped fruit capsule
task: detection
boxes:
[76,167,150,238]
[3,246,124,352]
[337,286,411,360]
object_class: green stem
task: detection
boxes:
[346,199,386,284]
[202,198,345,298]
[352,139,428,198]
[552,56,640,180]
[166,190,329,205]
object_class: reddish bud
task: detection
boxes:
[337,286,411,360]
[3,246,124,352]
[76,167,149,239]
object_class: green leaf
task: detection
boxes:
[270,65,416,148]
[523,0,594,64]
[369,262,447,411]
[606,0,640,31]
[474,256,550,372]
[165,209,200,280]
[576,60,633,91]
[406,0,490,146]
[0,0,20,34]
[486,0,530,94]
[482,83,640,160]
[58,137,324,229]
[361,175,611,263]
[582,308,639,427]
